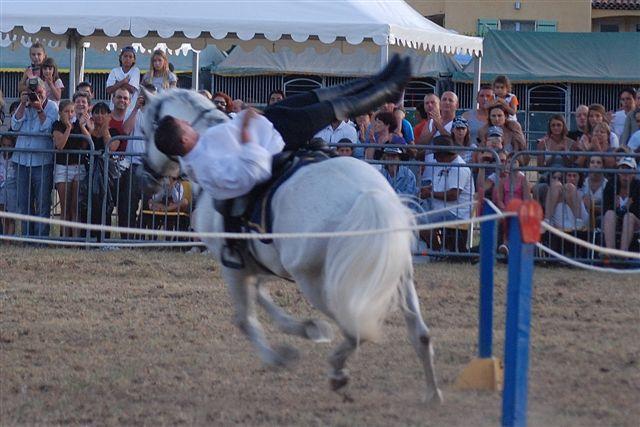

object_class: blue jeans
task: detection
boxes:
[14,163,54,237]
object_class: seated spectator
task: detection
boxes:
[365,111,405,160]
[0,135,17,236]
[148,175,188,213]
[536,115,577,169]
[268,89,285,105]
[393,107,414,144]
[11,77,59,237]
[52,95,91,237]
[419,135,474,248]
[478,104,528,165]
[142,49,177,93]
[41,57,64,104]
[568,105,589,142]
[602,156,640,252]
[579,104,619,152]
[576,122,617,168]
[611,88,636,139]
[213,92,233,116]
[544,166,589,230]
[378,146,417,197]
[313,118,357,145]
[106,46,140,109]
[417,92,458,145]
[451,117,475,164]
[336,138,354,157]
[580,155,608,222]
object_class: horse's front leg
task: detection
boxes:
[223,269,299,367]
[257,285,333,343]
[328,336,357,391]
[402,277,443,405]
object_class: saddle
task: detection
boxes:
[214,147,335,268]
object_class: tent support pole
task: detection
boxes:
[380,44,389,69]
[192,50,200,90]
[472,55,482,109]
[77,42,86,87]
[68,35,77,98]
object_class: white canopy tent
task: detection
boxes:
[1,0,483,94]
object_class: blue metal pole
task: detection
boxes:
[478,200,497,358]
[502,216,535,427]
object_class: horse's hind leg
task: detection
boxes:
[257,285,333,343]
[223,270,299,367]
[328,336,357,391]
[402,278,443,404]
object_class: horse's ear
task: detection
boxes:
[140,86,154,102]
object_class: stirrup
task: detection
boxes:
[221,244,245,269]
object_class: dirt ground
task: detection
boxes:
[0,247,638,426]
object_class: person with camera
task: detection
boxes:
[11,77,59,237]
[602,154,640,253]
[18,42,47,93]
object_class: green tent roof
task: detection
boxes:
[454,31,640,84]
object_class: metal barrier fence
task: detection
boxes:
[510,150,640,264]
[2,131,638,265]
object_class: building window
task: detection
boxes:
[600,24,619,32]
[501,20,535,32]
[636,24,640,32]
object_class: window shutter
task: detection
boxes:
[535,20,557,32]
[477,19,499,36]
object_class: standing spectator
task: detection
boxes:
[378,146,417,197]
[602,156,640,252]
[568,105,589,142]
[450,117,475,164]
[268,89,285,105]
[41,57,64,104]
[52,95,91,237]
[462,84,494,146]
[75,82,94,112]
[313,118,357,145]
[142,49,177,93]
[353,113,372,160]
[478,104,528,165]
[212,92,233,116]
[611,88,636,139]
[11,78,58,237]
[417,92,458,145]
[18,41,47,93]
[414,93,439,143]
[393,107,414,144]
[119,83,158,234]
[365,111,405,160]
[0,135,17,236]
[620,90,640,146]
[106,46,140,110]
[492,75,518,121]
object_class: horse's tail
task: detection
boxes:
[324,189,414,343]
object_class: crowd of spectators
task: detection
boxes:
[0,43,639,260]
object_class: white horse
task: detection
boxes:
[140,88,442,403]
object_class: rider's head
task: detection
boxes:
[154,115,198,157]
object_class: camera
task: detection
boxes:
[28,92,38,102]
[27,78,39,92]
[616,206,628,217]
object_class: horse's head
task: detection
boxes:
[138,88,229,193]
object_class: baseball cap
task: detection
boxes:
[452,117,469,129]
[383,146,403,155]
[617,156,637,169]
[488,126,504,137]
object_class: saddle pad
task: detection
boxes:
[247,151,332,243]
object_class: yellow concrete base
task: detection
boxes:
[453,357,504,391]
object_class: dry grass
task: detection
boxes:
[0,247,638,426]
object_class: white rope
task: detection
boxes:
[535,242,640,274]
[412,200,477,219]
[0,210,511,240]
[0,234,206,248]
[541,221,640,260]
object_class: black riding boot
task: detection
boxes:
[216,199,246,269]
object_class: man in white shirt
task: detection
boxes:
[417,91,458,146]
[611,88,636,139]
[313,118,358,145]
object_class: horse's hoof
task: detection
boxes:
[329,371,349,391]
[424,388,444,406]
[304,319,334,343]
[268,344,300,368]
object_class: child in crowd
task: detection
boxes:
[492,75,518,121]
[142,49,177,93]
[0,135,17,236]
[494,151,530,212]
[41,57,64,104]
[106,45,141,109]
[19,41,47,92]
[336,138,354,157]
